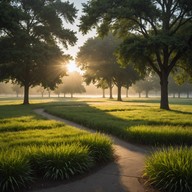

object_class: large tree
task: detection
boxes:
[0,0,77,104]
[80,0,192,110]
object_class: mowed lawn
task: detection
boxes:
[44,98,192,192]
[0,99,113,192]
[44,98,192,146]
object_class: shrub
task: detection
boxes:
[79,134,114,163]
[30,145,94,180]
[144,147,192,192]
[0,150,33,192]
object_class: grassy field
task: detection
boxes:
[43,97,192,191]
[44,97,192,146]
[0,99,113,192]
[1,97,192,192]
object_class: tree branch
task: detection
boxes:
[147,57,161,76]
[168,51,183,73]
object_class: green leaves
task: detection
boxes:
[144,147,192,192]
[0,151,33,192]
[0,103,114,191]
[0,0,77,104]
[31,145,94,180]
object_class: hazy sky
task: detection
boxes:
[64,0,96,58]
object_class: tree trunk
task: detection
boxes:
[126,88,129,98]
[160,73,169,110]
[117,85,122,101]
[23,84,29,105]
[187,91,189,98]
[145,90,149,98]
[139,92,141,98]
[173,93,175,98]
[71,93,73,98]
[109,85,113,99]
[178,91,181,98]
[102,89,105,98]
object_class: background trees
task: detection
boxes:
[0,0,77,104]
[77,35,141,101]
[60,72,86,98]
[12,84,23,98]
[63,72,86,98]
[80,0,192,110]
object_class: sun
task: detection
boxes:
[67,61,83,74]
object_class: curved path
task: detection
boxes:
[33,109,151,192]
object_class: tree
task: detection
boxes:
[0,83,6,95]
[54,84,63,98]
[80,0,192,110]
[36,86,46,98]
[113,65,140,101]
[61,72,86,98]
[77,35,118,99]
[0,0,77,104]
[12,84,23,98]
[171,70,192,98]
[77,35,141,101]
[96,79,108,98]
[133,75,157,98]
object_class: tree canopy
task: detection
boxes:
[0,0,77,104]
[80,0,192,109]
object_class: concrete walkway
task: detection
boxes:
[33,109,151,192]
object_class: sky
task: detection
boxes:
[64,0,96,58]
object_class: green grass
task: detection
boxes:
[144,147,192,192]
[44,98,192,146]
[1,97,192,192]
[0,100,113,192]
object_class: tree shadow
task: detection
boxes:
[42,100,192,146]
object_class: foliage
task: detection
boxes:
[78,134,113,163]
[77,34,141,100]
[27,145,94,180]
[80,0,192,110]
[144,147,192,192]
[132,74,159,98]
[0,101,113,191]
[0,0,77,104]
[0,151,33,192]
[11,84,23,97]
[60,72,86,98]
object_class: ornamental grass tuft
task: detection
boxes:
[79,134,114,163]
[144,147,192,192]
[0,150,33,192]
[31,145,94,180]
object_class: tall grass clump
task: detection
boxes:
[79,134,114,163]
[28,145,94,180]
[144,147,192,192]
[0,150,33,192]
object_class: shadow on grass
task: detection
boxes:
[42,100,192,146]
[170,109,192,115]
